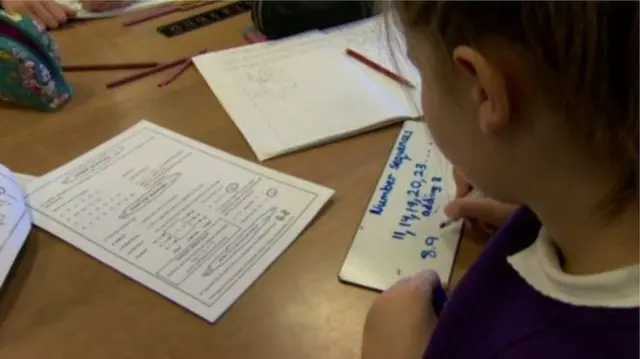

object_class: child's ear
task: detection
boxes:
[452,46,510,135]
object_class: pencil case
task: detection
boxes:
[0,10,71,111]
[251,0,375,39]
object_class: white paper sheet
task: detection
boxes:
[0,165,32,290]
[324,15,422,117]
[14,173,36,189]
[57,0,175,19]
[26,120,334,322]
[193,31,413,161]
[339,120,461,291]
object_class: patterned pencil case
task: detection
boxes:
[0,10,71,111]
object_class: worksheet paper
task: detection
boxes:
[0,165,31,290]
[324,15,422,117]
[26,121,334,322]
[56,0,175,19]
[15,173,36,188]
[340,120,462,291]
[193,31,414,161]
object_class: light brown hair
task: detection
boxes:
[390,1,639,215]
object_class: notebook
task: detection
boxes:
[339,120,463,291]
[25,120,334,322]
[324,15,422,116]
[0,165,31,290]
[193,23,422,161]
[56,0,175,19]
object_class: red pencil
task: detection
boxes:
[345,48,415,88]
[157,49,207,87]
[180,1,218,11]
[106,50,206,89]
[63,62,159,71]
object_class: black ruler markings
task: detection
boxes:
[157,1,251,38]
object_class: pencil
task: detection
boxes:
[62,62,160,72]
[180,1,217,11]
[345,48,415,88]
[157,53,200,87]
[106,50,206,89]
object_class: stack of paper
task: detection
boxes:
[56,0,175,19]
[193,16,423,161]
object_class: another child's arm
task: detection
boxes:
[0,0,133,28]
[0,0,75,28]
[362,270,441,359]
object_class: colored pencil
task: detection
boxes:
[180,1,217,11]
[123,5,181,27]
[106,50,205,89]
[63,62,160,72]
[345,48,415,88]
[157,50,204,87]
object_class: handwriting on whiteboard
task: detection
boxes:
[368,125,450,260]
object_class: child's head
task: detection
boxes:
[390,2,638,216]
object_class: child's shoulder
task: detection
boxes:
[424,207,639,359]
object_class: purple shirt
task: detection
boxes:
[425,207,639,359]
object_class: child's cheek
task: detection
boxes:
[420,80,458,158]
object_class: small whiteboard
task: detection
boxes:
[339,120,463,291]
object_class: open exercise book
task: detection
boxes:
[3,121,333,322]
[194,15,422,161]
[0,167,33,290]
[340,120,462,291]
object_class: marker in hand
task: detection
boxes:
[439,188,484,229]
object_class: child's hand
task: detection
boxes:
[80,0,134,12]
[445,170,516,237]
[362,270,440,359]
[0,0,75,28]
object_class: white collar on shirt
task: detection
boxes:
[507,228,640,308]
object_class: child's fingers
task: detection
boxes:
[18,7,39,26]
[60,3,77,17]
[409,269,441,294]
[30,2,58,28]
[444,196,516,226]
[453,168,471,198]
[43,1,70,24]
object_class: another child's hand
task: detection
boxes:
[80,0,134,12]
[362,270,440,359]
[0,0,75,28]
[445,169,517,238]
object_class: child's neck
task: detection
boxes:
[531,194,639,276]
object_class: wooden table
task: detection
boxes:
[0,7,483,358]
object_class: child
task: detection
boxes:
[362,2,639,359]
[0,0,133,29]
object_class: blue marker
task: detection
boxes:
[432,284,448,316]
